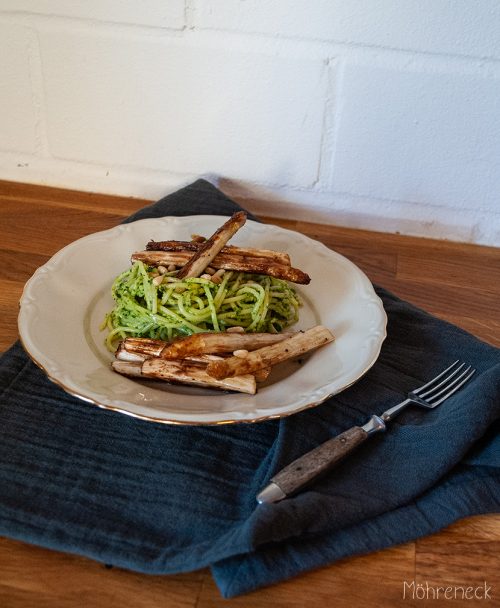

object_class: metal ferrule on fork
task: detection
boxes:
[361,415,386,435]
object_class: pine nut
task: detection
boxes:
[200,274,212,280]
[157,265,167,275]
[206,267,216,275]
[211,274,222,284]
[233,349,249,358]
[226,326,245,333]
[152,275,164,286]
[167,264,177,272]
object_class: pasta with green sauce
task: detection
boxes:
[102,261,301,352]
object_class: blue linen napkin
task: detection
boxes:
[0,179,499,598]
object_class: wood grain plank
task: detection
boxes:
[0,278,24,352]
[0,248,50,283]
[0,178,149,216]
[0,539,202,608]
[372,275,500,322]
[2,200,131,256]
[415,517,500,605]
[398,253,500,293]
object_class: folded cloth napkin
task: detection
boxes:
[1,180,499,598]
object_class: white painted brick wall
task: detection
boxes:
[0,1,499,246]
[0,23,38,153]
[39,28,326,186]
[332,62,500,212]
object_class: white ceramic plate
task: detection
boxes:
[18,216,387,425]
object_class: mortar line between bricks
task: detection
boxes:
[27,29,50,158]
[315,57,345,188]
[2,10,500,73]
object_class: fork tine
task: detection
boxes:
[428,368,476,406]
[413,360,461,396]
[418,361,466,399]
[425,365,472,401]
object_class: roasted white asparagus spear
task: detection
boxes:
[176,211,247,279]
[146,240,291,266]
[115,338,273,382]
[206,325,334,379]
[132,250,310,284]
[121,333,295,359]
[112,358,256,394]
[116,342,222,364]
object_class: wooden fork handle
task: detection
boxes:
[257,416,386,503]
[270,427,367,495]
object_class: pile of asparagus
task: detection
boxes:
[113,327,334,394]
[131,210,311,285]
[111,211,334,393]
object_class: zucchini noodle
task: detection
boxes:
[101,261,301,351]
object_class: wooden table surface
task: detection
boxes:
[0,180,499,607]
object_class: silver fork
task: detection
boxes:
[257,360,476,504]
